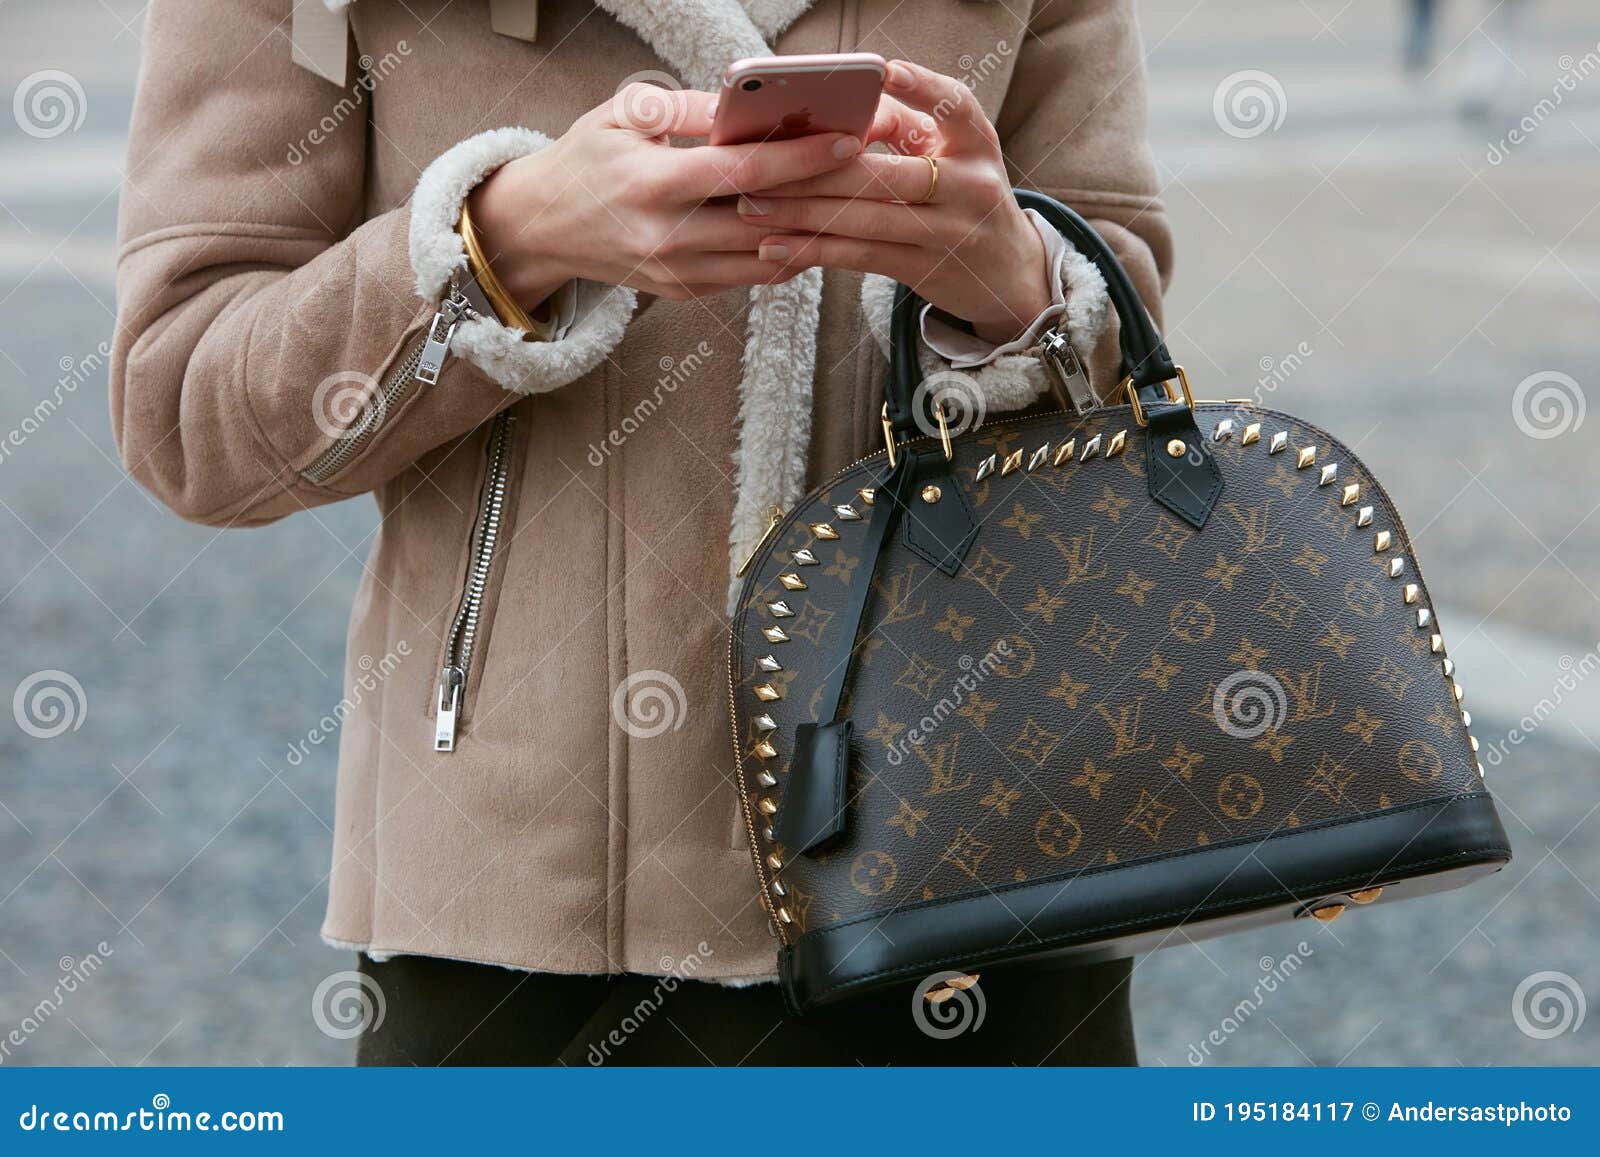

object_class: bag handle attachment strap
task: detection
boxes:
[778,191,1222,858]
[885,190,1221,529]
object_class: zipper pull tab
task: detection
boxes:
[416,289,469,386]
[434,666,464,752]
[1039,329,1096,415]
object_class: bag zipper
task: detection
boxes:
[300,284,474,486]
[1038,328,1096,415]
[434,410,518,752]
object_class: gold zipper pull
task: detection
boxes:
[736,506,785,578]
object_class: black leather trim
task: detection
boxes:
[900,457,978,575]
[773,719,852,856]
[1145,404,1223,527]
[781,791,1509,1013]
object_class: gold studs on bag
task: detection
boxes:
[1241,422,1261,446]
[1166,438,1186,458]
[1106,430,1127,458]
[1053,439,1076,466]
[762,626,789,644]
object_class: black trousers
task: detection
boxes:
[355,952,1136,1066]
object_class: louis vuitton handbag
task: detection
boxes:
[728,189,1511,1014]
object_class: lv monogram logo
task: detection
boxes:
[872,564,928,625]
[1046,525,1108,585]
[1222,499,1286,554]
[1094,696,1158,757]
[916,734,972,796]
[1274,661,1339,721]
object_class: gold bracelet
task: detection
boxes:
[458,197,538,333]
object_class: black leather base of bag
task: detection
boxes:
[728,192,1511,1015]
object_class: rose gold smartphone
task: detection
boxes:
[709,53,886,146]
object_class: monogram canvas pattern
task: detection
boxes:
[731,405,1483,940]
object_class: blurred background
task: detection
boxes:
[0,0,1595,1065]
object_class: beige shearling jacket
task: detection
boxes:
[111,0,1172,981]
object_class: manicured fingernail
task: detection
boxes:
[832,134,862,159]
[759,242,790,261]
[886,62,912,90]
[737,195,768,217]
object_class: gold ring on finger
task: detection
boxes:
[911,155,939,205]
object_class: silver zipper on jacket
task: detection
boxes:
[434,410,517,752]
[300,285,474,485]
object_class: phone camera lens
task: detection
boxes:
[741,78,762,92]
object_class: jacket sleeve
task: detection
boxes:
[994,0,1174,401]
[111,0,632,527]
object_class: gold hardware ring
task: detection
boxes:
[911,155,939,205]
[880,400,954,466]
[1124,365,1195,427]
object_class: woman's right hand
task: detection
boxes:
[467,85,869,307]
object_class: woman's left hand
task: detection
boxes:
[737,59,1054,347]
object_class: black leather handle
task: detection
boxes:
[885,189,1178,440]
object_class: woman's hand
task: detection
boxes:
[738,60,1054,346]
[466,85,874,308]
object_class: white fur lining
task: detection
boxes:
[408,126,638,395]
[858,232,1113,417]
